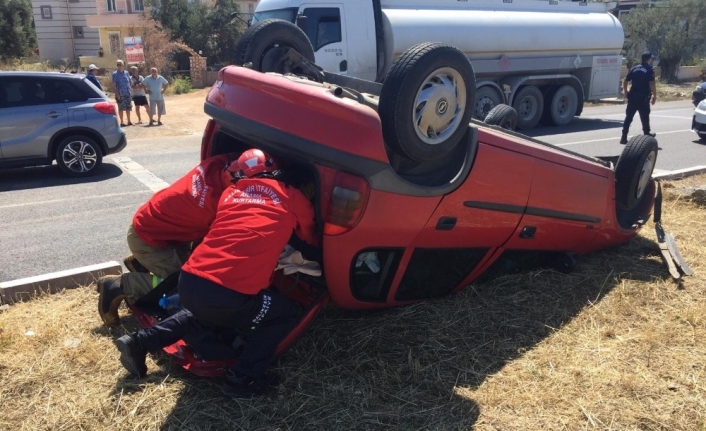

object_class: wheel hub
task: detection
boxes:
[62,141,97,173]
[412,67,467,145]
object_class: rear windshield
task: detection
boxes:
[252,7,297,24]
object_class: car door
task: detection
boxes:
[299,5,349,74]
[0,77,68,161]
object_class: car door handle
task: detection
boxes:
[46,111,63,118]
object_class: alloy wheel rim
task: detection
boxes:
[62,141,97,173]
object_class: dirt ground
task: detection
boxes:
[113,88,211,140]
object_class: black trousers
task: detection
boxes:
[622,94,651,136]
[135,271,301,378]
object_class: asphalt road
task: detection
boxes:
[0,100,703,282]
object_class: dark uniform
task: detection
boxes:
[621,53,656,143]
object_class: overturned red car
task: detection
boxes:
[129,20,689,377]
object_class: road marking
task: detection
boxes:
[0,190,149,210]
[556,129,693,146]
[583,107,695,119]
[651,115,694,120]
[113,156,170,192]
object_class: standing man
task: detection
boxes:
[620,51,657,144]
[96,153,238,327]
[114,149,320,398]
[143,67,169,126]
[130,66,148,125]
[111,60,133,127]
[85,64,102,91]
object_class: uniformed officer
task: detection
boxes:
[620,51,657,144]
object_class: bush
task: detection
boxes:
[169,75,193,95]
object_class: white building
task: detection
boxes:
[31,0,101,63]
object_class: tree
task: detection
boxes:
[622,0,706,82]
[147,0,244,66]
[0,0,36,61]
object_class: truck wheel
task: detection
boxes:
[473,86,503,120]
[234,19,315,73]
[512,86,543,129]
[56,135,103,177]
[615,135,658,210]
[546,85,578,126]
[483,104,517,131]
[379,43,476,162]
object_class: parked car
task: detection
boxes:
[693,99,706,142]
[0,71,126,176]
[128,24,688,377]
[692,81,706,107]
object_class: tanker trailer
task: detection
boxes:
[250,0,624,129]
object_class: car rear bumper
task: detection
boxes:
[106,133,127,155]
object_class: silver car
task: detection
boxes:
[0,71,126,177]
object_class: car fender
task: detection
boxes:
[48,126,109,159]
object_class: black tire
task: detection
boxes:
[546,85,578,126]
[55,135,103,177]
[512,85,544,129]
[483,104,517,131]
[379,42,476,162]
[615,135,658,210]
[473,86,503,120]
[233,19,315,73]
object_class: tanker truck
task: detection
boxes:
[248,0,624,129]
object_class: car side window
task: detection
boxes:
[302,7,342,51]
[44,79,89,104]
[2,78,49,107]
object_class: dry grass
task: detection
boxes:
[1,176,705,430]
[656,81,701,103]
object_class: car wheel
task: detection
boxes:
[615,135,658,210]
[546,85,578,126]
[473,86,503,120]
[483,104,518,131]
[56,135,103,177]
[379,42,476,162]
[234,19,315,74]
[512,86,544,130]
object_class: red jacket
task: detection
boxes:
[182,177,319,295]
[132,154,232,248]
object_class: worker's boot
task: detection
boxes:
[221,370,281,398]
[115,333,148,378]
[619,131,628,145]
[97,275,126,327]
[123,254,149,273]
[645,131,656,137]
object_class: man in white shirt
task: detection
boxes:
[143,67,170,126]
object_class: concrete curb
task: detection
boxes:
[653,165,706,181]
[0,261,122,305]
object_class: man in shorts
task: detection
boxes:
[111,60,133,127]
[143,67,169,126]
[130,66,148,124]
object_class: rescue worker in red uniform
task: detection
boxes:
[97,153,236,327]
[114,149,319,398]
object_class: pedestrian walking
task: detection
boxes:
[111,60,133,127]
[130,66,148,125]
[86,64,102,91]
[620,51,657,144]
[143,67,169,126]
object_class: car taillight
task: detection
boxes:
[94,102,116,115]
[201,119,220,161]
[324,171,370,236]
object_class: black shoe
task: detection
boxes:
[645,131,656,137]
[123,254,149,273]
[221,370,281,398]
[619,138,628,145]
[97,275,125,327]
[116,334,147,378]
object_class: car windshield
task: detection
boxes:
[252,8,297,25]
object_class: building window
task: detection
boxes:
[73,26,84,38]
[40,5,52,19]
[106,0,116,12]
[108,32,121,55]
[133,0,144,12]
